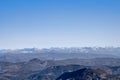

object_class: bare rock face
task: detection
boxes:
[56,68,120,80]
[28,65,85,80]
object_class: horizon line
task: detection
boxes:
[1,46,120,50]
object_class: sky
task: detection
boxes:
[0,0,120,49]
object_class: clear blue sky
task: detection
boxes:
[0,0,120,49]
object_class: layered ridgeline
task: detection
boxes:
[0,58,120,80]
[0,47,120,80]
[0,47,120,62]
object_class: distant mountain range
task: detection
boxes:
[0,47,120,62]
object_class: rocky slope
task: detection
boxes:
[0,58,120,80]
[56,68,120,80]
